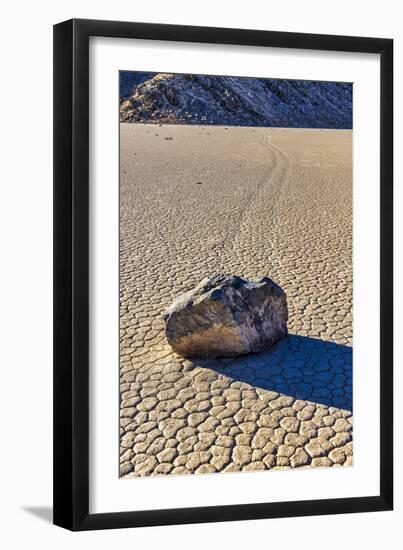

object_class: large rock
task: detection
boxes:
[164,274,288,358]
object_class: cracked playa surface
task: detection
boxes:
[120,124,353,477]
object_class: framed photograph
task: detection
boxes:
[53,19,393,530]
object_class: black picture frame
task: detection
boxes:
[53,18,393,531]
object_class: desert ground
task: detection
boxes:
[119,124,353,477]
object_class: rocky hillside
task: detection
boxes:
[120,72,352,129]
[120,71,156,100]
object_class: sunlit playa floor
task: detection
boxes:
[119,124,353,477]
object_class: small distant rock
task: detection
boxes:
[164,274,288,358]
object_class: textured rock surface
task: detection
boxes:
[164,274,288,358]
[120,73,352,129]
[120,72,156,101]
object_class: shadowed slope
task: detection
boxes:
[120,72,352,128]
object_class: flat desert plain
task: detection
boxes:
[119,124,353,477]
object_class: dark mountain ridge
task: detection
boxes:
[120,71,157,100]
[120,72,352,129]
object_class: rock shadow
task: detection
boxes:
[192,335,352,411]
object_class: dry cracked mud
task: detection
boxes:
[119,124,353,478]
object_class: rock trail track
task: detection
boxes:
[119,124,353,477]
